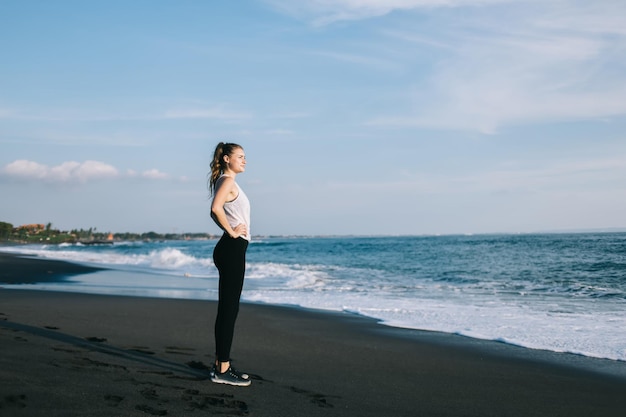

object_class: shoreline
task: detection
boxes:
[2,250,626,379]
[2,251,626,416]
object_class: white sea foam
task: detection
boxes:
[243,288,626,362]
[1,245,215,276]
[246,262,328,289]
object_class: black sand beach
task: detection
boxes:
[1,252,626,416]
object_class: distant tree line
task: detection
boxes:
[0,222,12,240]
[0,221,218,244]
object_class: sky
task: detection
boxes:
[1,0,626,236]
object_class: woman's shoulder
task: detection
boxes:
[215,175,236,190]
[216,174,233,183]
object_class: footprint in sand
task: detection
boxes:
[186,360,210,371]
[135,404,167,416]
[290,386,338,408]
[140,388,160,401]
[182,390,248,415]
[104,394,124,407]
[85,336,107,342]
[128,346,155,355]
[165,346,196,355]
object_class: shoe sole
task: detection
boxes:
[210,377,251,387]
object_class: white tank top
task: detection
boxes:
[222,177,251,241]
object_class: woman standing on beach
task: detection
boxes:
[208,142,251,387]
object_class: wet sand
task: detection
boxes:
[0,252,103,284]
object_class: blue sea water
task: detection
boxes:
[3,233,626,362]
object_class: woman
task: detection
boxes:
[208,142,251,387]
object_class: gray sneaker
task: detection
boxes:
[211,367,251,387]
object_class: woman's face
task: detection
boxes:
[225,148,246,173]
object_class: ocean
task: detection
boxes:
[2,233,625,362]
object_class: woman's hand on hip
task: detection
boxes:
[231,223,248,239]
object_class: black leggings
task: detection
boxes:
[213,234,249,362]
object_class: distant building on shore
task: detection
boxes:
[16,224,46,234]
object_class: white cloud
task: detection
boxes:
[366,1,626,132]
[534,1,626,36]
[49,161,119,183]
[1,160,173,183]
[2,160,49,180]
[141,169,169,180]
[265,0,516,25]
[2,160,119,183]
[264,1,626,132]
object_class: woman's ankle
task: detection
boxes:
[216,360,230,374]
